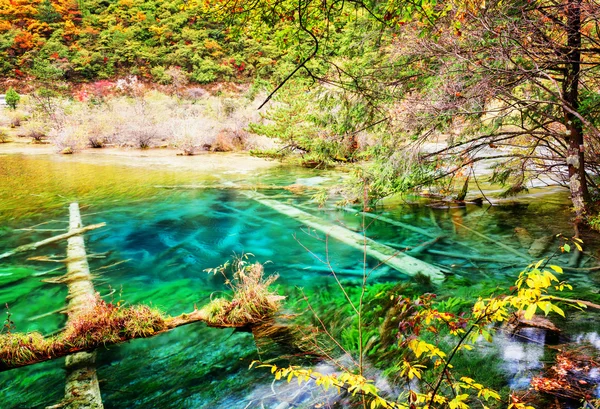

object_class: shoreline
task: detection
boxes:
[0,141,570,205]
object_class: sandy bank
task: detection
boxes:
[0,142,280,174]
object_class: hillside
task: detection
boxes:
[0,0,307,83]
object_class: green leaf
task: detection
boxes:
[563,243,571,253]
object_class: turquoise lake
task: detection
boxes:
[0,153,598,408]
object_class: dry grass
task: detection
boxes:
[0,128,9,143]
[0,297,166,370]
[61,297,166,345]
[9,84,277,153]
[202,262,284,326]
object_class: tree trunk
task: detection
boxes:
[563,0,590,222]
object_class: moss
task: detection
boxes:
[0,262,285,370]
[0,298,167,370]
[0,332,49,367]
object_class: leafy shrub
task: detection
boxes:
[190,59,222,84]
[150,66,171,85]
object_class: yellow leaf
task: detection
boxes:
[551,304,565,317]
[549,265,563,274]
[524,303,537,320]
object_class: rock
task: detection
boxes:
[505,310,560,334]
[60,147,73,154]
[528,235,554,257]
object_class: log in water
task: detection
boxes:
[244,192,445,284]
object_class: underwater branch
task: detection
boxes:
[0,223,106,260]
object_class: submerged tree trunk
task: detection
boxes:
[53,203,104,409]
[244,191,446,283]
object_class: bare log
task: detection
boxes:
[65,203,96,318]
[0,223,105,260]
[384,242,518,264]
[455,177,469,201]
[407,236,446,256]
[426,249,519,264]
[547,296,600,311]
[155,184,316,193]
[561,264,600,272]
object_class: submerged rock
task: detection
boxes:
[514,227,533,248]
[528,235,555,257]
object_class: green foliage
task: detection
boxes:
[37,0,62,24]
[250,83,378,167]
[5,88,20,110]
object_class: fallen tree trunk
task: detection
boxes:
[383,242,517,264]
[546,296,600,310]
[426,249,519,264]
[407,236,446,256]
[1,259,283,373]
[155,184,316,193]
[245,192,445,284]
[0,307,267,373]
[0,223,105,260]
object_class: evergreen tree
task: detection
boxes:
[5,88,20,110]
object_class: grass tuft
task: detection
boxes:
[203,262,284,326]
